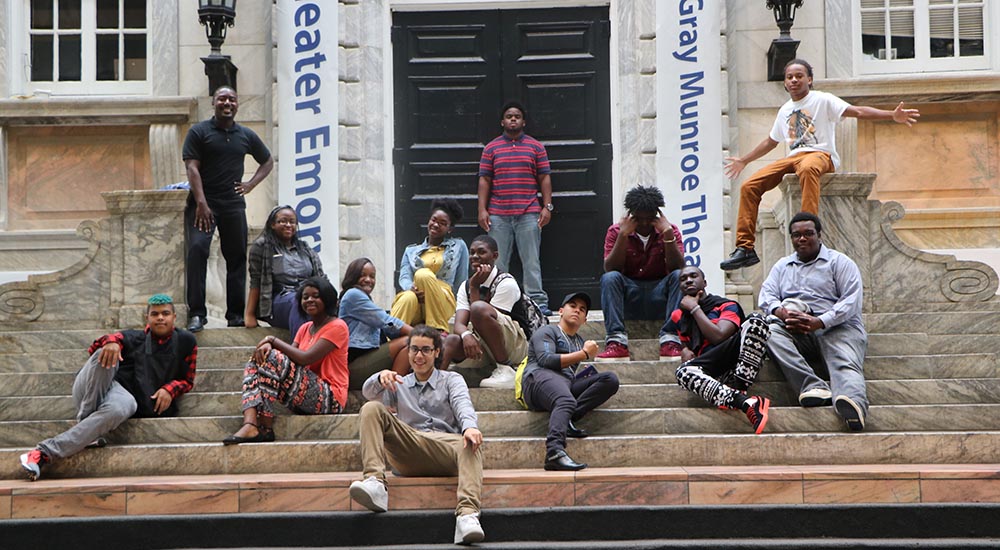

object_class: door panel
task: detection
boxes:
[393,8,611,307]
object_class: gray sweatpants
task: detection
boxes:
[38,351,137,459]
[766,320,869,414]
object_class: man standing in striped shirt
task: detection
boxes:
[477,101,554,315]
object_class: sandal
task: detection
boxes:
[222,422,275,445]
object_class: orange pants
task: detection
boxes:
[735,151,834,250]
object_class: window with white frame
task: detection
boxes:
[23,0,148,94]
[857,0,990,73]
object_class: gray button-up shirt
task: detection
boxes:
[362,368,478,434]
[759,244,864,331]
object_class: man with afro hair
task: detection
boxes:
[596,185,686,361]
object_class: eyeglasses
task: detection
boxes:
[408,345,436,355]
[273,219,297,226]
[790,230,817,239]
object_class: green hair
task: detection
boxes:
[148,294,173,305]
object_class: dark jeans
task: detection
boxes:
[185,201,248,321]
[269,289,308,340]
[599,270,682,346]
[523,368,620,455]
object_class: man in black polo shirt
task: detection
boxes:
[183,86,273,331]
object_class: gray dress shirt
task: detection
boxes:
[362,368,478,434]
[759,244,864,330]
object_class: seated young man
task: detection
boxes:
[596,185,685,361]
[350,325,486,545]
[439,235,529,389]
[20,295,197,481]
[519,292,619,471]
[759,212,869,432]
[668,267,772,434]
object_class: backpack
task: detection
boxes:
[472,272,550,339]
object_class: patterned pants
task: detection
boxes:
[241,349,342,417]
[674,313,770,409]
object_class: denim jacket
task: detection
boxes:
[339,288,406,350]
[397,236,469,294]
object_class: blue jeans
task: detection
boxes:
[599,270,682,346]
[489,213,548,307]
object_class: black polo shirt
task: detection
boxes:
[182,118,271,211]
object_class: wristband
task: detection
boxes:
[582,349,591,361]
[461,330,474,339]
[662,234,677,243]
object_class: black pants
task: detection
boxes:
[523,368,620,455]
[185,201,248,321]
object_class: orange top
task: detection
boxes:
[294,318,350,408]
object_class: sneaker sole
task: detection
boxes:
[835,397,866,432]
[720,257,760,271]
[349,484,387,513]
[800,396,833,407]
[456,528,485,545]
[753,399,771,435]
[658,356,681,362]
[479,381,515,389]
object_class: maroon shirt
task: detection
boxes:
[603,223,684,280]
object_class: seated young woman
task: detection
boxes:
[224,275,348,444]
[245,205,324,337]
[391,199,469,333]
[339,257,413,387]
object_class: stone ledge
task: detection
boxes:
[0,97,197,126]
[3,465,999,518]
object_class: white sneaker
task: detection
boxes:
[479,364,515,389]
[349,475,388,512]
[798,387,833,407]
[454,513,485,545]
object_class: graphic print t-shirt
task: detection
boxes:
[769,90,850,170]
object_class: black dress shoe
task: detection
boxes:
[720,247,760,271]
[227,317,245,327]
[566,420,589,439]
[222,423,275,445]
[187,316,206,332]
[544,450,587,471]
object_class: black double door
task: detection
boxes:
[392,7,612,308]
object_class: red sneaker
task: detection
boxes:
[659,341,683,360]
[595,341,629,361]
[20,448,50,481]
[745,396,770,435]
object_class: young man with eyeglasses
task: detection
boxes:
[351,325,486,545]
[759,212,869,432]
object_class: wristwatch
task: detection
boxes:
[544,203,554,212]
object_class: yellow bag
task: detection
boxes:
[512,356,530,409]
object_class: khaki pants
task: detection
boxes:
[451,311,528,387]
[735,150,834,250]
[390,268,456,332]
[358,401,482,516]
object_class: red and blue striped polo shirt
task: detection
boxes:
[479,132,551,216]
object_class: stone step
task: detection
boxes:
[3,404,1000,448]
[3,352,995,397]
[2,430,999,479]
[3,465,999,520]
[5,378,1000,421]
[0,327,286,354]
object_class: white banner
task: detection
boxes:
[276,0,339,275]
[655,0,725,294]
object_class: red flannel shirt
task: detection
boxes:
[89,327,198,399]
[603,223,684,280]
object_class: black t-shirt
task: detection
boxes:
[182,118,271,211]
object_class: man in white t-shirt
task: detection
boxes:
[439,234,529,389]
[720,58,920,271]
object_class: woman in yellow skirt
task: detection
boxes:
[392,199,469,333]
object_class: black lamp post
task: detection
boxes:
[766,0,803,82]
[198,0,239,96]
